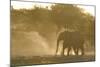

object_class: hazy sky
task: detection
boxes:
[11,1,95,16]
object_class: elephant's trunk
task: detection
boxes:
[55,39,59,56]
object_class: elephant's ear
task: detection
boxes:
[57,31,65,41]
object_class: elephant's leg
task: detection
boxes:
[76,48,79,55]
[81,46,84,56]
[67,47,71,56]
[73,47,78,56]
[61,47,65,56]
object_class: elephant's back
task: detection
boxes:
[63,31,84,45]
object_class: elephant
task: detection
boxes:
[56,30,85,56]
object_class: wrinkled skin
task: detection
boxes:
[56,31,84,56]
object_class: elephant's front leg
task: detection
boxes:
[61,45,65,56]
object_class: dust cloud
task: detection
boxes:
[11,30,58,57]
